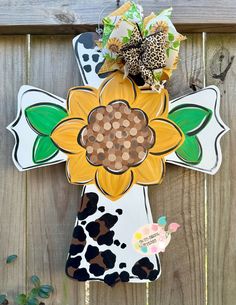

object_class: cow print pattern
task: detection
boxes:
[68,225,86,255]
[132,257,159,281]
[78,192,98,220]
[76,32,108,86]
[86,213,118,245]
[66,192,160,286]
[85,245,116,276]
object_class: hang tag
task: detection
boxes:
[132,217,180,255]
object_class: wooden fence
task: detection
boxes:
[0,1,235,305]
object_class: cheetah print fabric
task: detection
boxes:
[120,24,167,87]
[140,32,166,70]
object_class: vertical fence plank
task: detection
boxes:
[0,36,27,299]
[206,34,236,305]
[27,35,85,305]
[149,34,206,305]
[90,283,146,305]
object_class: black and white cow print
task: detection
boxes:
[73,32,109,88]
[66,184,161,287]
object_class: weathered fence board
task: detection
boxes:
[0,1,236,33]
[149,33,206,305]
[0,36,27,300]
[206,34,236,305]
[26,35,85,305]
[90,282,146,305]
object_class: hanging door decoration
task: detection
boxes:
[8,1,228,287]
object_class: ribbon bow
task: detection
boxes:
[98,2,185,91]
[120,24,167,89]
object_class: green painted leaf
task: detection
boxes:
[102,22,115,46]
[154,71,161,81]
[27,297,39,305]
[104,53,113,60]
[168,32,175,42]
[172,40,180,49]
[168,105,212,135]
[122,36,130,44]
[39,285,54,294]
[15,294,27,305]
[31,275,41,288]
[176,135,202,165]
[143,29,149,37]
[6,254,17,264]
[33,136,58,164]
[166,48,170,57]
[25,103,67,135]
[127,28,133,38]
[0,295,7,304]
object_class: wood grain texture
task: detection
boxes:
[149,34,206,305]
[90,283,146,305]
[205,34,236,305]
[26,35,85,305]
[0,36,27,299]
[0,0,236,33]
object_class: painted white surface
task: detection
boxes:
[73,33,106,89]
[166,86,229,174]
[69,184,161,283]
[7,85,67,171]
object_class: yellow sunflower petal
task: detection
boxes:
[95,167,134,201]
[99,71,137,106]
[68,87,99,121]
[66,152,96,184]
[98,59,116,74]
[134,155,165,185]
[51,118,85,154]
[132,88,169,120]
[98,58,124,74]
[149,118,184,156]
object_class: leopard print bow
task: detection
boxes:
[120,25,167,90]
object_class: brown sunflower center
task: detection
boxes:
[79,101,154,173]
[108,44,120,53]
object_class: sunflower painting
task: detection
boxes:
[51,71,184,200]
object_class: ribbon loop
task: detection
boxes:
[98,1,186,91]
